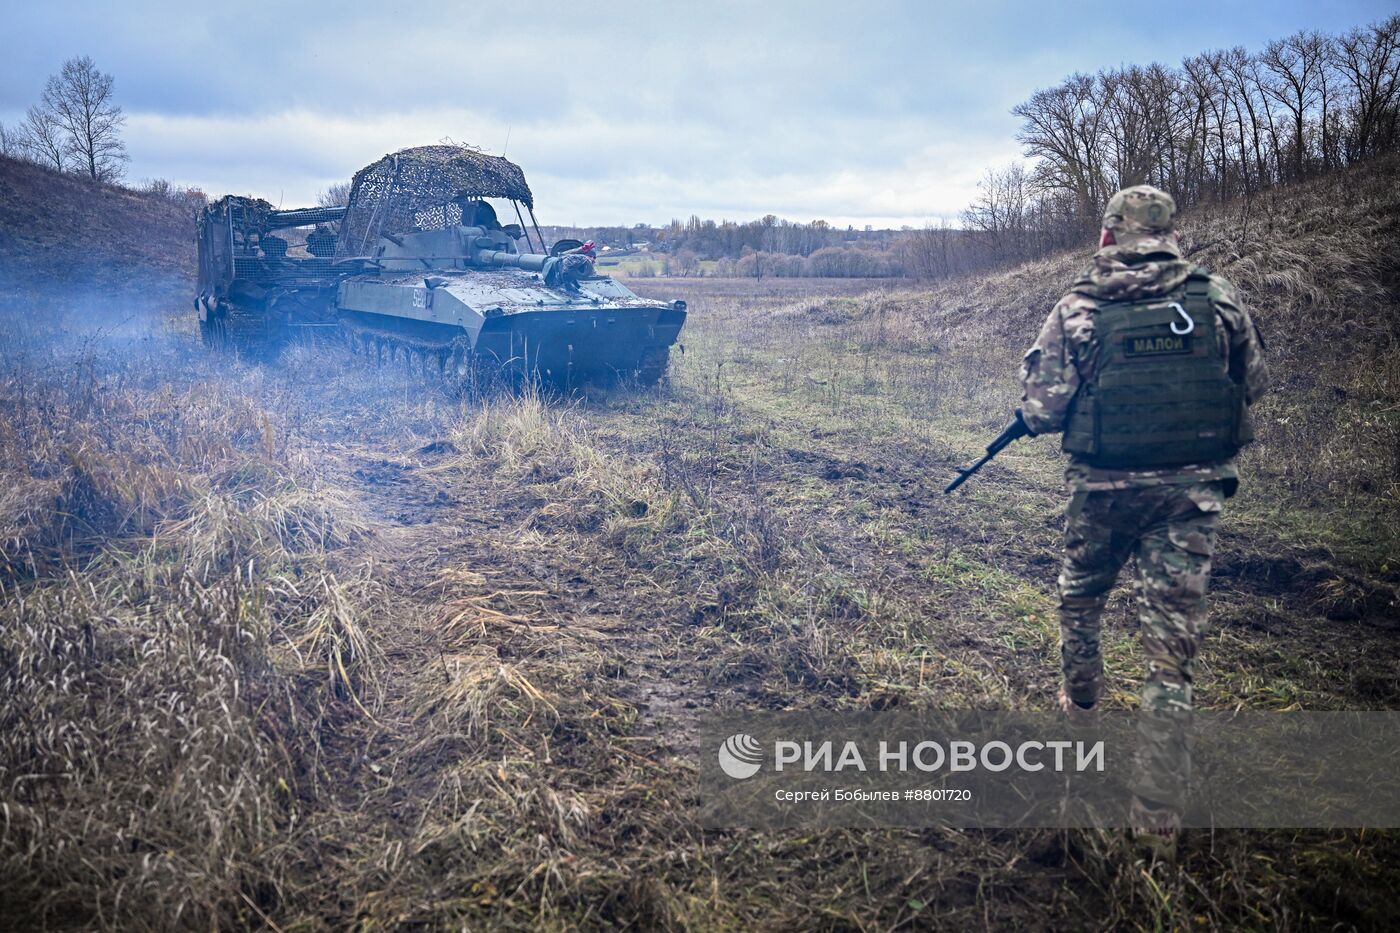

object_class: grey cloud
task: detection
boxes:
[5,0,1396,225]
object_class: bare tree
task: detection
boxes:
[1099,65,1173,192]
[1145,63,1192,194]
[963,163,1030,262]
[317,181,352,207]
[1014,73,1108,229]
[0,121,16,158]
[19,105,69,171]
[902,220,961,279]
[1220,47,1274,188]
[1183,52,1238,200]
[41,55,128,182]
[1260,32,1329,179]
[1316,33,1340,171]
[674,249,705,274]
[1335,15,1400,160]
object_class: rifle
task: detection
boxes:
[944,410,1034,494]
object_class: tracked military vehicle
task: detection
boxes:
[196,145,686,384]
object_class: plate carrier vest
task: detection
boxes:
[1062,267,1252,469]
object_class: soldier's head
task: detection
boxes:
[1099,185,1176,252]
[262,235,288,259]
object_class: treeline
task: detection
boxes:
[655,215,905,259]
[545,216,911,278]
[542,214,908,272]
[916,14,1400,277]
[632,245,905,279]
[544,215,905,258]
[717,246,905,278]
[608,14,1400,282]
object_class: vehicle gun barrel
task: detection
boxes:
[474,249,549,272]
[266,205,348,229]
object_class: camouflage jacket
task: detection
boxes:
[1019,238,1269,493]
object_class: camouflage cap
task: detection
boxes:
[1102,185,1176,246]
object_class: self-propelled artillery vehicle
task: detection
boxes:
[195,145,686,384]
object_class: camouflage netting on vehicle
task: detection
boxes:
[336,145,534,257]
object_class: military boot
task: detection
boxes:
[1057,686,1101,728]
[1130,795,1180,865]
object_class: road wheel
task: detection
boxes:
[200,304,285,361]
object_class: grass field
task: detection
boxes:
[2,160,1399,930]
[592,253,660,276]
[1,284,1395,930]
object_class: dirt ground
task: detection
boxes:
[1,267,1398,930]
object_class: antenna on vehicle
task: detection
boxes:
[502,125,512,157]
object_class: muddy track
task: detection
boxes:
[330,437,725,778]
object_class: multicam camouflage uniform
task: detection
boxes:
[1019,186,1269,810]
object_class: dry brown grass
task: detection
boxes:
[0,318,383,929]
[0,154,1397,930]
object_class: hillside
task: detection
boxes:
[0,156,197,306]
[738,153,1400,516]
[907,153,1400,362]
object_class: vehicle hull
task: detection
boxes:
[335,269,686,383]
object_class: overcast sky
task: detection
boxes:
[1,1,1393,227]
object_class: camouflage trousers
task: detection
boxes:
[1058,481,1224,808]
[1058,481,1222,708]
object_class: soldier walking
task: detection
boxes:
[1017,186,1269,845]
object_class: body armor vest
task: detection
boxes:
[1062,268,1252,469]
